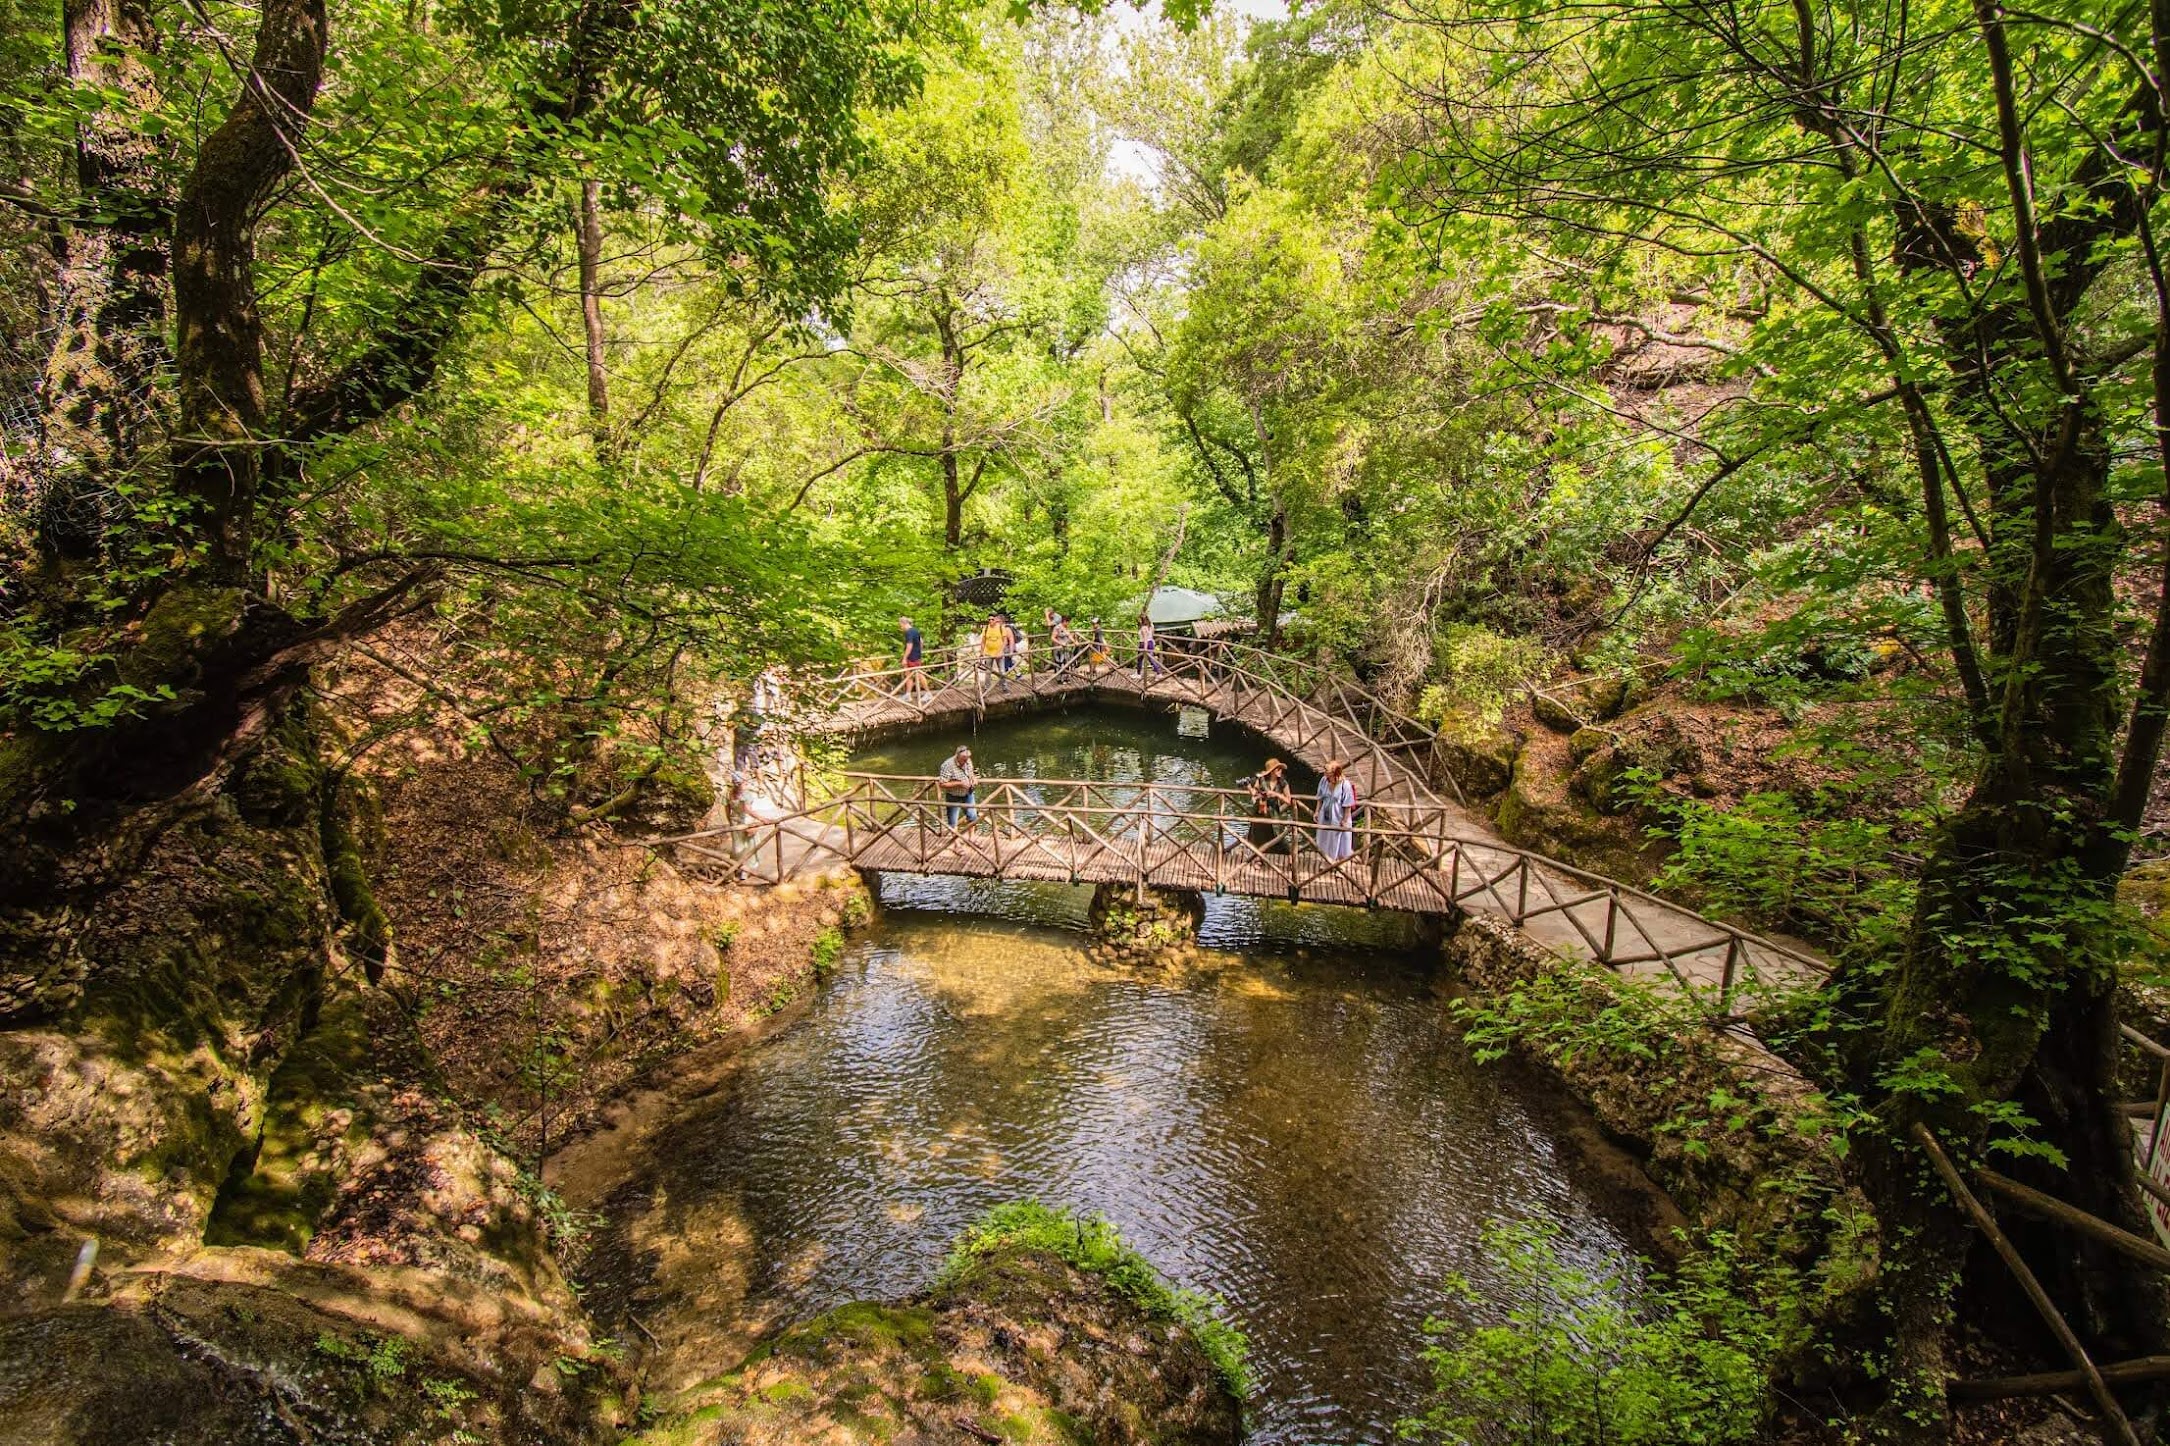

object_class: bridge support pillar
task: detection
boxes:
[1087,882,1204,960]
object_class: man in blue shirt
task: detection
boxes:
[898,616,928,695]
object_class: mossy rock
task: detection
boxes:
[204,988,574,1306]
[1497,747,1664,885]
[0,1271,617,1446]
[1569,745,1629,815]
[1530,675,1638,735]
[638,1246,1240,1446]
[1433,707,1521,799]
[631,763,719,834]
[1088,884,1203,959]
[1530,689,1582,734]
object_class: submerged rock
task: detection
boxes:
[1088,882,1205,961]
[639,1242,1244,1446]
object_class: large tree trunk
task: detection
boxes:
[942,446,963,549]
[170,0,328,583]
[34,0,170,566]
[1831,424,2170,1436]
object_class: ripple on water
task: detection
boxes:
[582,916,1652,1445]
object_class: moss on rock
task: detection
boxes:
[637,1222,1243,1446]
[1497,739,1664,886]
[1433,706,1521,799]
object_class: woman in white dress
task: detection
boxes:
[1315,759,1356,862]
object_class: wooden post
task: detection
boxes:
[1214,793,1226,893]
[1971,1169,2170,1273]
[1950,1358,2170,1402]
[1912,1123,2142,1446]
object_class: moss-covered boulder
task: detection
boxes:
[1089,883,1205,960]
[626,761,718,835]
[1497,738,1665,885]
[1433,706,1521,799]
[1529,674,1642,734]
[638,1207,1244,1446]
[206,989,571,1304]
[0,703,339,1300]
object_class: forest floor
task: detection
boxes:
[325,650,872,1165]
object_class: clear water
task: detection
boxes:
[579,709,1652,1443]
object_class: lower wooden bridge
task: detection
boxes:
[666,635,1827,1015]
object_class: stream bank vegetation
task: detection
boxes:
[3,0,2170,1438]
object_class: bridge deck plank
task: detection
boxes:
[705,645,1828,1012]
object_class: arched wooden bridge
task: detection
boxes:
[666,636,1826,1015]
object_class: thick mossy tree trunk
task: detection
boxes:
[34,0,171,565]
[1830,418,2170,1432]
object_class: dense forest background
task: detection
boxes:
[5,0,2170,1440]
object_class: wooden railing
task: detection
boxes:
[661,770,1827,1017]
[785,632,1468,804]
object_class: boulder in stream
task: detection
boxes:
[635,1205,1245,1446]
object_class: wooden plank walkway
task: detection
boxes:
[670,638,1828,1014]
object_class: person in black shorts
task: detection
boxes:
[898,616,928,695]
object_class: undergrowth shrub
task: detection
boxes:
[943,1201,1250,1397]
[1403,1221,1789,1446]
[1419,624,1548,724]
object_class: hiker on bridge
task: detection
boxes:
[1047,610,1079,670]
[1315,759,1356,862]
[1136,614,1163,680]
[1244,758,1294,853]
[980,615,1007,679]
[898,617,928,695]
[938,745,979,829]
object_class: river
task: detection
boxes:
[578,705,1660,1443]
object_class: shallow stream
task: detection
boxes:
[578,707,1660,1443]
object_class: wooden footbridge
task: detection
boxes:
[664,636,1826,1015]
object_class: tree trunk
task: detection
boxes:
[1831,425,2170,1437]
[576,177,610,453]
[1255,506,1287,646]
[169,0,329,583]
[942,447,963,549]
[35,0,170,566]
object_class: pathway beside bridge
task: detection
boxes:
[666,635,1826,1017]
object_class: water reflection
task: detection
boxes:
[580,709,1646,1442]
[581,919,1647,1444]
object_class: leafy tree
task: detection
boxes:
[1383,0,2170,1425]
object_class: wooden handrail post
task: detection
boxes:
[1214,794,1226,892]
[1971,1169,2170,1273]
[1913,1123,2142,1446]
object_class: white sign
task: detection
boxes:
[2135,1110,2170,1248]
